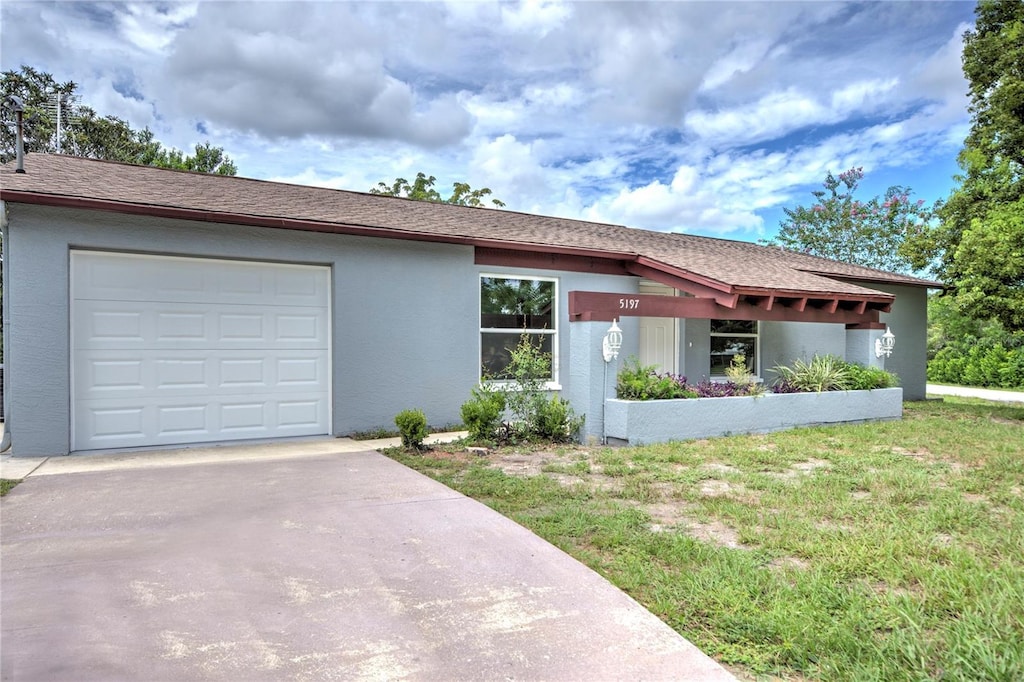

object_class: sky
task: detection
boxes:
[1,0,977,244]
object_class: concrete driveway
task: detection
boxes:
[1,440,733,681]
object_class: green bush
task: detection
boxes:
[926,297,1024,389]
[999,348,1024,388]
[724,354,766,396]
[460,386,506,442]
[616,357,696,400]
[928,343,1024,389]
[394,409,429,449]
[462,333,584,444]
[844,363,900,390]
[533,395,585,442]
[771,355,851,392]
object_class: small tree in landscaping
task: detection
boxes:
[461,333,582,444]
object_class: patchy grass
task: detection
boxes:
[387,398,1024,681]
[1,478,22,496]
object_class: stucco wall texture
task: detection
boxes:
[4,204,928,456]
[5,205,627,455]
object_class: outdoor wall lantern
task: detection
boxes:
[875,327,896,359]
[603,319,623,363]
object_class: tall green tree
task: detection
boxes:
[906,1,1024,331]
[766,167,934,273]
[370,172,505,207]
[1,65,236,175]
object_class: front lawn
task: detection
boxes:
[387,397,1024,681]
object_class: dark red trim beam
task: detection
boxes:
[625,260,739,308]
[568,290,882,326]
[475,247,631,276]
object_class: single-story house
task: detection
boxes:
[0,154,940,456]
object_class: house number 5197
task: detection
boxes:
[619,298,640,310]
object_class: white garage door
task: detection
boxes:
[71,252,330,451]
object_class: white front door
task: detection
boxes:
[70,252,331,451]
[638,281,678,374]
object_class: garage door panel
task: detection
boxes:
[76,350,326,399]
[74,253,328,307]
[75,301,328,350]
[75,392,329,448]
[72,252,330,451]
[158,404,210,436]
[157,358,210,389]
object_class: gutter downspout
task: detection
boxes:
[1,201,10,452]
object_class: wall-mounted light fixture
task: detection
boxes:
[602,319,623,362]
[875,327,896,359]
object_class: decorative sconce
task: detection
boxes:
[602,319,623,363]
[875,327,896,359]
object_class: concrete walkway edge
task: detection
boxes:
[926,383,1024,403]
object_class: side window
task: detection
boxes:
[710,320,759,376]
[480,275,556,381]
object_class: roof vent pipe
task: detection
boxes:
[3,95,27,173]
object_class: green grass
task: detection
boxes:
[1,478,21,496]
[388,397,1024,681]
[348,422,467,441]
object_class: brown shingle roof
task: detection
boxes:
[1,154,941,298]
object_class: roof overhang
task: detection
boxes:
[567,291,885,329]
[2,188,897,320]
[478,247,894,322]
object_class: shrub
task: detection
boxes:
[844,363,900,390]
[616,357,695,400]
[928,342,1024,389]
[394,409,429,450]
[460,385,506,442]
[723,354,766,396]
[533,395,585,442]
[999,348,1024,388]
[502,335,552,440]
[771,355,851,392]
[692,380,744,397]
[463,333,584,444]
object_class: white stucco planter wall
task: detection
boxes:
[604,388,903,445]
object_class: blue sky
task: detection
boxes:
[1,1,976,243]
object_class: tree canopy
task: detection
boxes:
[766,167,933,273]
[905,1,1024,332]
[1,65,237,175]
[370,172,505,207]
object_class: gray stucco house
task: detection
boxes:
[1,155,940,456]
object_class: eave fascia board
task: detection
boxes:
[804,270,945,290]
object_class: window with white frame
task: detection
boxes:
[710,320,760,376]
[480,275,557,381]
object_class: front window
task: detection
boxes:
[710,319,759,376]
[480,275,556,381]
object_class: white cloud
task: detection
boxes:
[700,39,774,92]
[686,77,901,149]
[830,78,900,113]
[500,0,571,35]
[159,2,473,146]
[0,0,975,244]
[116,2,197,53]
[685,89,828,146]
